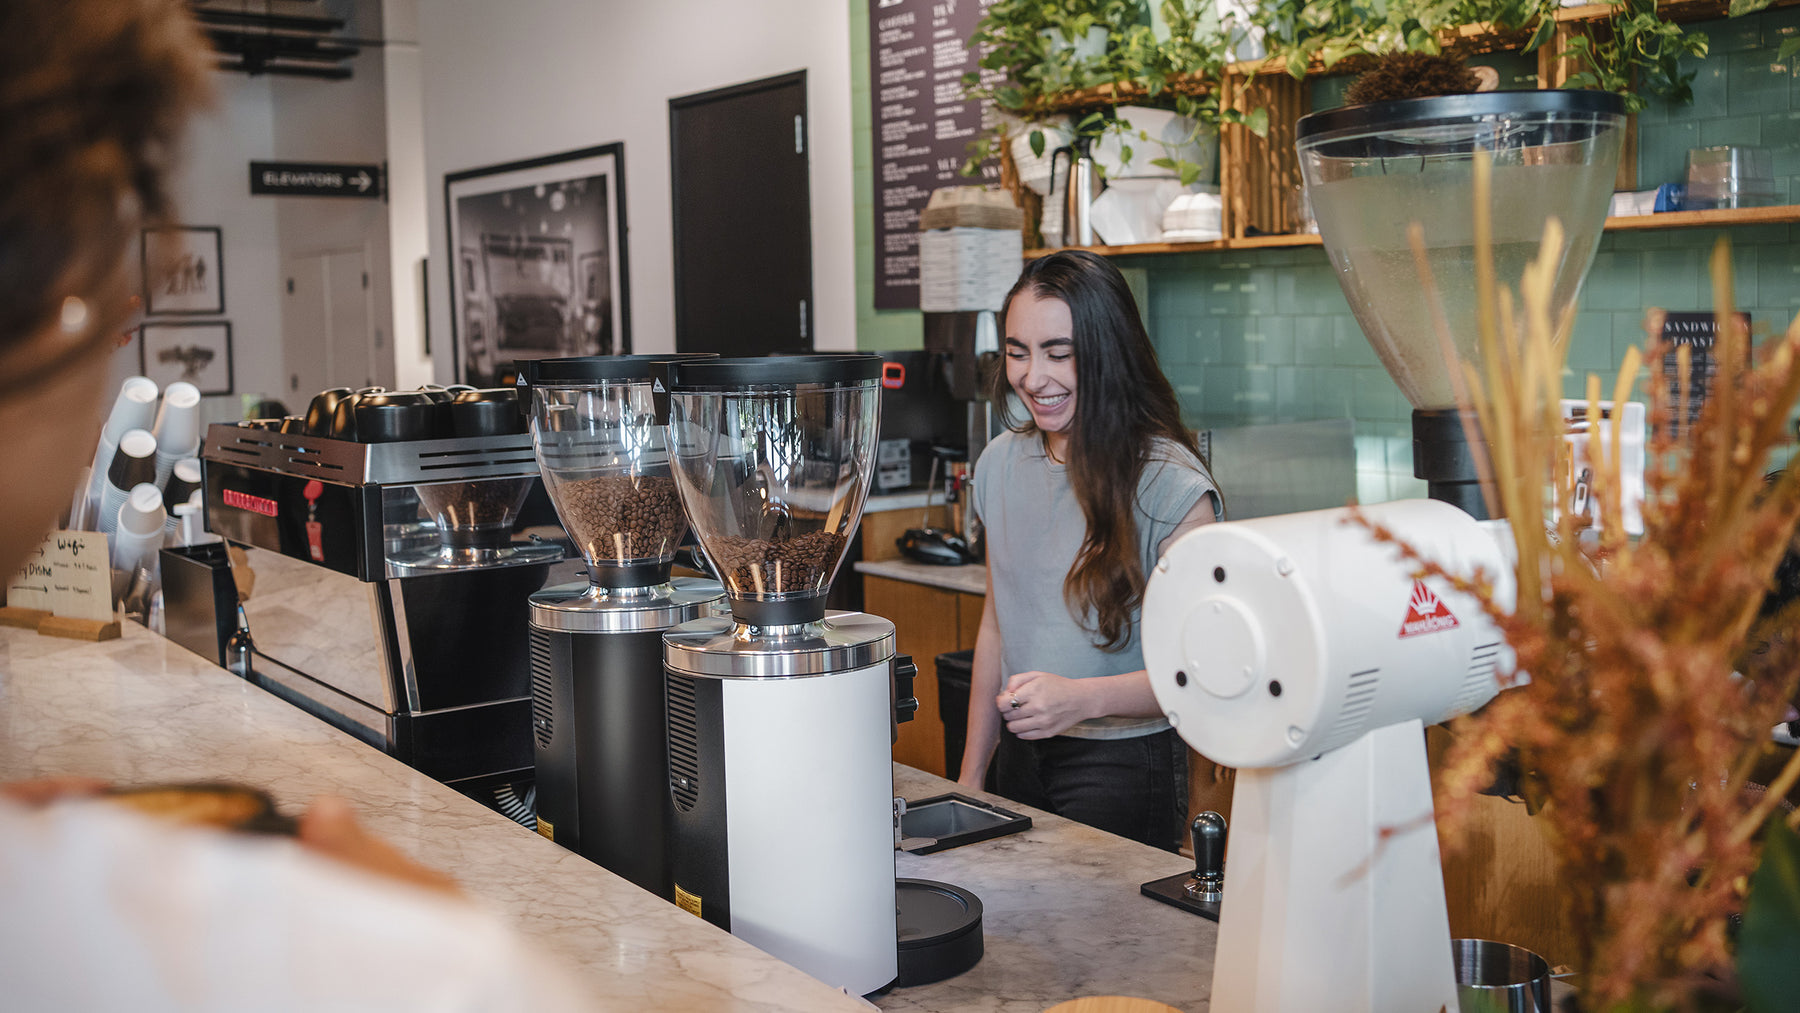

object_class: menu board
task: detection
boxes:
[869,0,1002,310]
[1660,311,1750,436]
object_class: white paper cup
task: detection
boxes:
[86,377,160,522]
[152,382,202,488]
[111,482,168,573]
[97,429,158,536]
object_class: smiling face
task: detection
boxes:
[1004,288,1077,457]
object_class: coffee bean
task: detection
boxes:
[704,530,847,597]
[546,474,686,564]
[417,480,531,530]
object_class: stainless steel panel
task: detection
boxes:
[662,611,895,679]
[233,546,397,713]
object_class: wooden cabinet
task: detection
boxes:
[864,573,983,779]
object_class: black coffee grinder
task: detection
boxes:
[522,356,723,898]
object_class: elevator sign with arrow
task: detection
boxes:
[249,160,384,199]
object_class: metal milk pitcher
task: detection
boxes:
[1047,139,1100,248]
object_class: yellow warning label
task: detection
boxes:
[536,818,554,841]
[674,883,703,918]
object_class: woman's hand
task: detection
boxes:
[997,671,1097,740]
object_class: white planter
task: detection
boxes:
[1094,105,1219,184]
[1007,117,1074,196]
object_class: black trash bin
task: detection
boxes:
[935,648,997,791]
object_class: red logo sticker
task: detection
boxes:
[1398,579,1459,639]
[222,488,279,518]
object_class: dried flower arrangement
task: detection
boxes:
[1356,156,1800,1010]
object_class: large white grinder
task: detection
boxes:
[1142,498,1516,1011]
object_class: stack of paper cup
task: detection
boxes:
[151,382,201,489]
[162,458,203,537]
[97,429,157,536]
[84,377,159,527]
[111,482,168,601]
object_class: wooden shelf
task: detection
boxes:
[1023,206,1800,259]
[1604,204,1800,230]
[1023,233,1321,258]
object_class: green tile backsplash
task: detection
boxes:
[1131,11,1800,503]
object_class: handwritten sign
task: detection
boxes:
[7,530,114,623]
[5,539,52,610]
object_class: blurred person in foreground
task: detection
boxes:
[0,3,589,1008]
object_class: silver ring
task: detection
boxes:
[1009,694,1022,710]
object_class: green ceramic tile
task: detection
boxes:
[1351,368,1403,423]
[1216,319,1252,366]
[1608,228,1673,251]
[1729,51,1792,116]
[1686,61,1731,121]
[1758,247,1800,308]
[1642,247,1705,309]
[1568,312,1616,372]
[1294,315,1334,362]
[1726,222,1793,245]
[1311,74,1353,112]
[1313,367,1356,417]
[1251,316,1296,365]
[1582,252,1642,310]
[1710,16,1764,54]
[1700,114,1764,148]
[1333,317,1379,367]
[1732,244,1760,307]
[1638,121,1701,190]
[1245,269,1276,315]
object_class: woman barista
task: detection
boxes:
[956,250,1221,851]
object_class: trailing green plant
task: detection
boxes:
[960,0,1266,186]
[1247,0,1562,79]
[1559,0,1709,112]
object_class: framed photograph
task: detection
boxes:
[142,225,224,315]
[139,321,233,396]
[445,143,630,387]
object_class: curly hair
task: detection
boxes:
[0,0,211,354]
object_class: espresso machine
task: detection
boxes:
[201,388,565,802]
[660,355,908,995]
[521,355,724,898]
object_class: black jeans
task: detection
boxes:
[995,725,1187,852]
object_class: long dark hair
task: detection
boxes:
[990,250,1205,650]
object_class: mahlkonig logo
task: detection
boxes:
[1397,579,1459,639]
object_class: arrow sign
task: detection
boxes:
[249,160,384,199]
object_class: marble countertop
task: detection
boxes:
[0,624,1217,1011]
[0,624,864,1013]
[855,558,988,597]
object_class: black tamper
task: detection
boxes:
[1139,810,1227,920]
[1184,811,1226,903]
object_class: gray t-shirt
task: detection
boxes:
[971,429,1221,740]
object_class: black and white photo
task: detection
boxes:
[139,321,233,396]
[142,225,224,316]
[445,143,629,386]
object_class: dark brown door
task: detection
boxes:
[669,71,811,355]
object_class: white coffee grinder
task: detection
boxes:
[660,354,903,995]
[522,355,724,899]
[1142,90,1627,1011]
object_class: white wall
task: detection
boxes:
[270,44,396,395]
[416,0,856,376]
[108,72,284,425]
